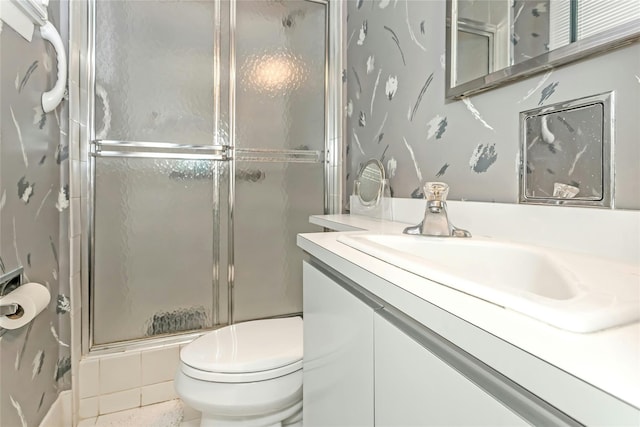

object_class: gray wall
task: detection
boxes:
[346,0,640,209]
[0,4,71,426]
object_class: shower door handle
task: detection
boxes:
[92,140,231,161]
[236,168,265,183]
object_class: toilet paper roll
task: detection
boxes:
[0,283,51,330]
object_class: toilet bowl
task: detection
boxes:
[175,316,303,427]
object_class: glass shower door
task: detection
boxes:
[91,0,228,347]
[88,0,330,348]
[231,0,327,322]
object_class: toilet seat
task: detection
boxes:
[181,359,302,383]
[180,316,303,383]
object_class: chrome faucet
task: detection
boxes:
[403,182,471,237]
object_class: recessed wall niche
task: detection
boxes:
[519,92,613,208]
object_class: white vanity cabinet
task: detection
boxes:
[303,260,535,426]
[302,257,640,427]
[302,261,381,426]
[374,313,528,426]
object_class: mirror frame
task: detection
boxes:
[446,0,640,99]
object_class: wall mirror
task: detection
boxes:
[519,92,612,208]
[446,0,640,98]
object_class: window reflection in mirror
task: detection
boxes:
[456,20,494,84]
[448,0,640,97]
[454,1,510,85]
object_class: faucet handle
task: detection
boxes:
[424,182,449,202]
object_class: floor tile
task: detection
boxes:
[77,418,97,427]
[95,400,183,427]
[181,404,201,422]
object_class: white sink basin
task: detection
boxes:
[338,233,640,333]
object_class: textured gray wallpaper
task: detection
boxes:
[346,0,640,209]
[0,6,71,426]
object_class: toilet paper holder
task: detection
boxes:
[0,267,24,318]
[0,303,20,317]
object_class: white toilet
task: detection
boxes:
[175,316,303,427]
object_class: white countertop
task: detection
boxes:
[299,214,640,410]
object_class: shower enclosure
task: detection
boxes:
[79,0,343,352]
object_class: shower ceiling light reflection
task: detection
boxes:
[241,50,308,95]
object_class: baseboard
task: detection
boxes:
[39,390,72,427]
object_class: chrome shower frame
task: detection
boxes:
[73,0,345,356]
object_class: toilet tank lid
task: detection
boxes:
[180,317,303,374]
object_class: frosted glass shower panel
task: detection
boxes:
[233,162,324,322]
[93,158,217,345]
[235,0,326,151]
[94,0,215,144]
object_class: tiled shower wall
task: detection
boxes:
[0,2,71,426]
[346,0,640,209]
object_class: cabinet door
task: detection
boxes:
[374,313,529,427]
[303,261,376,426]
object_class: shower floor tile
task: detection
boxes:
[79,399,200,427]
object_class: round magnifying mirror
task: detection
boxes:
[356,159,385,206]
